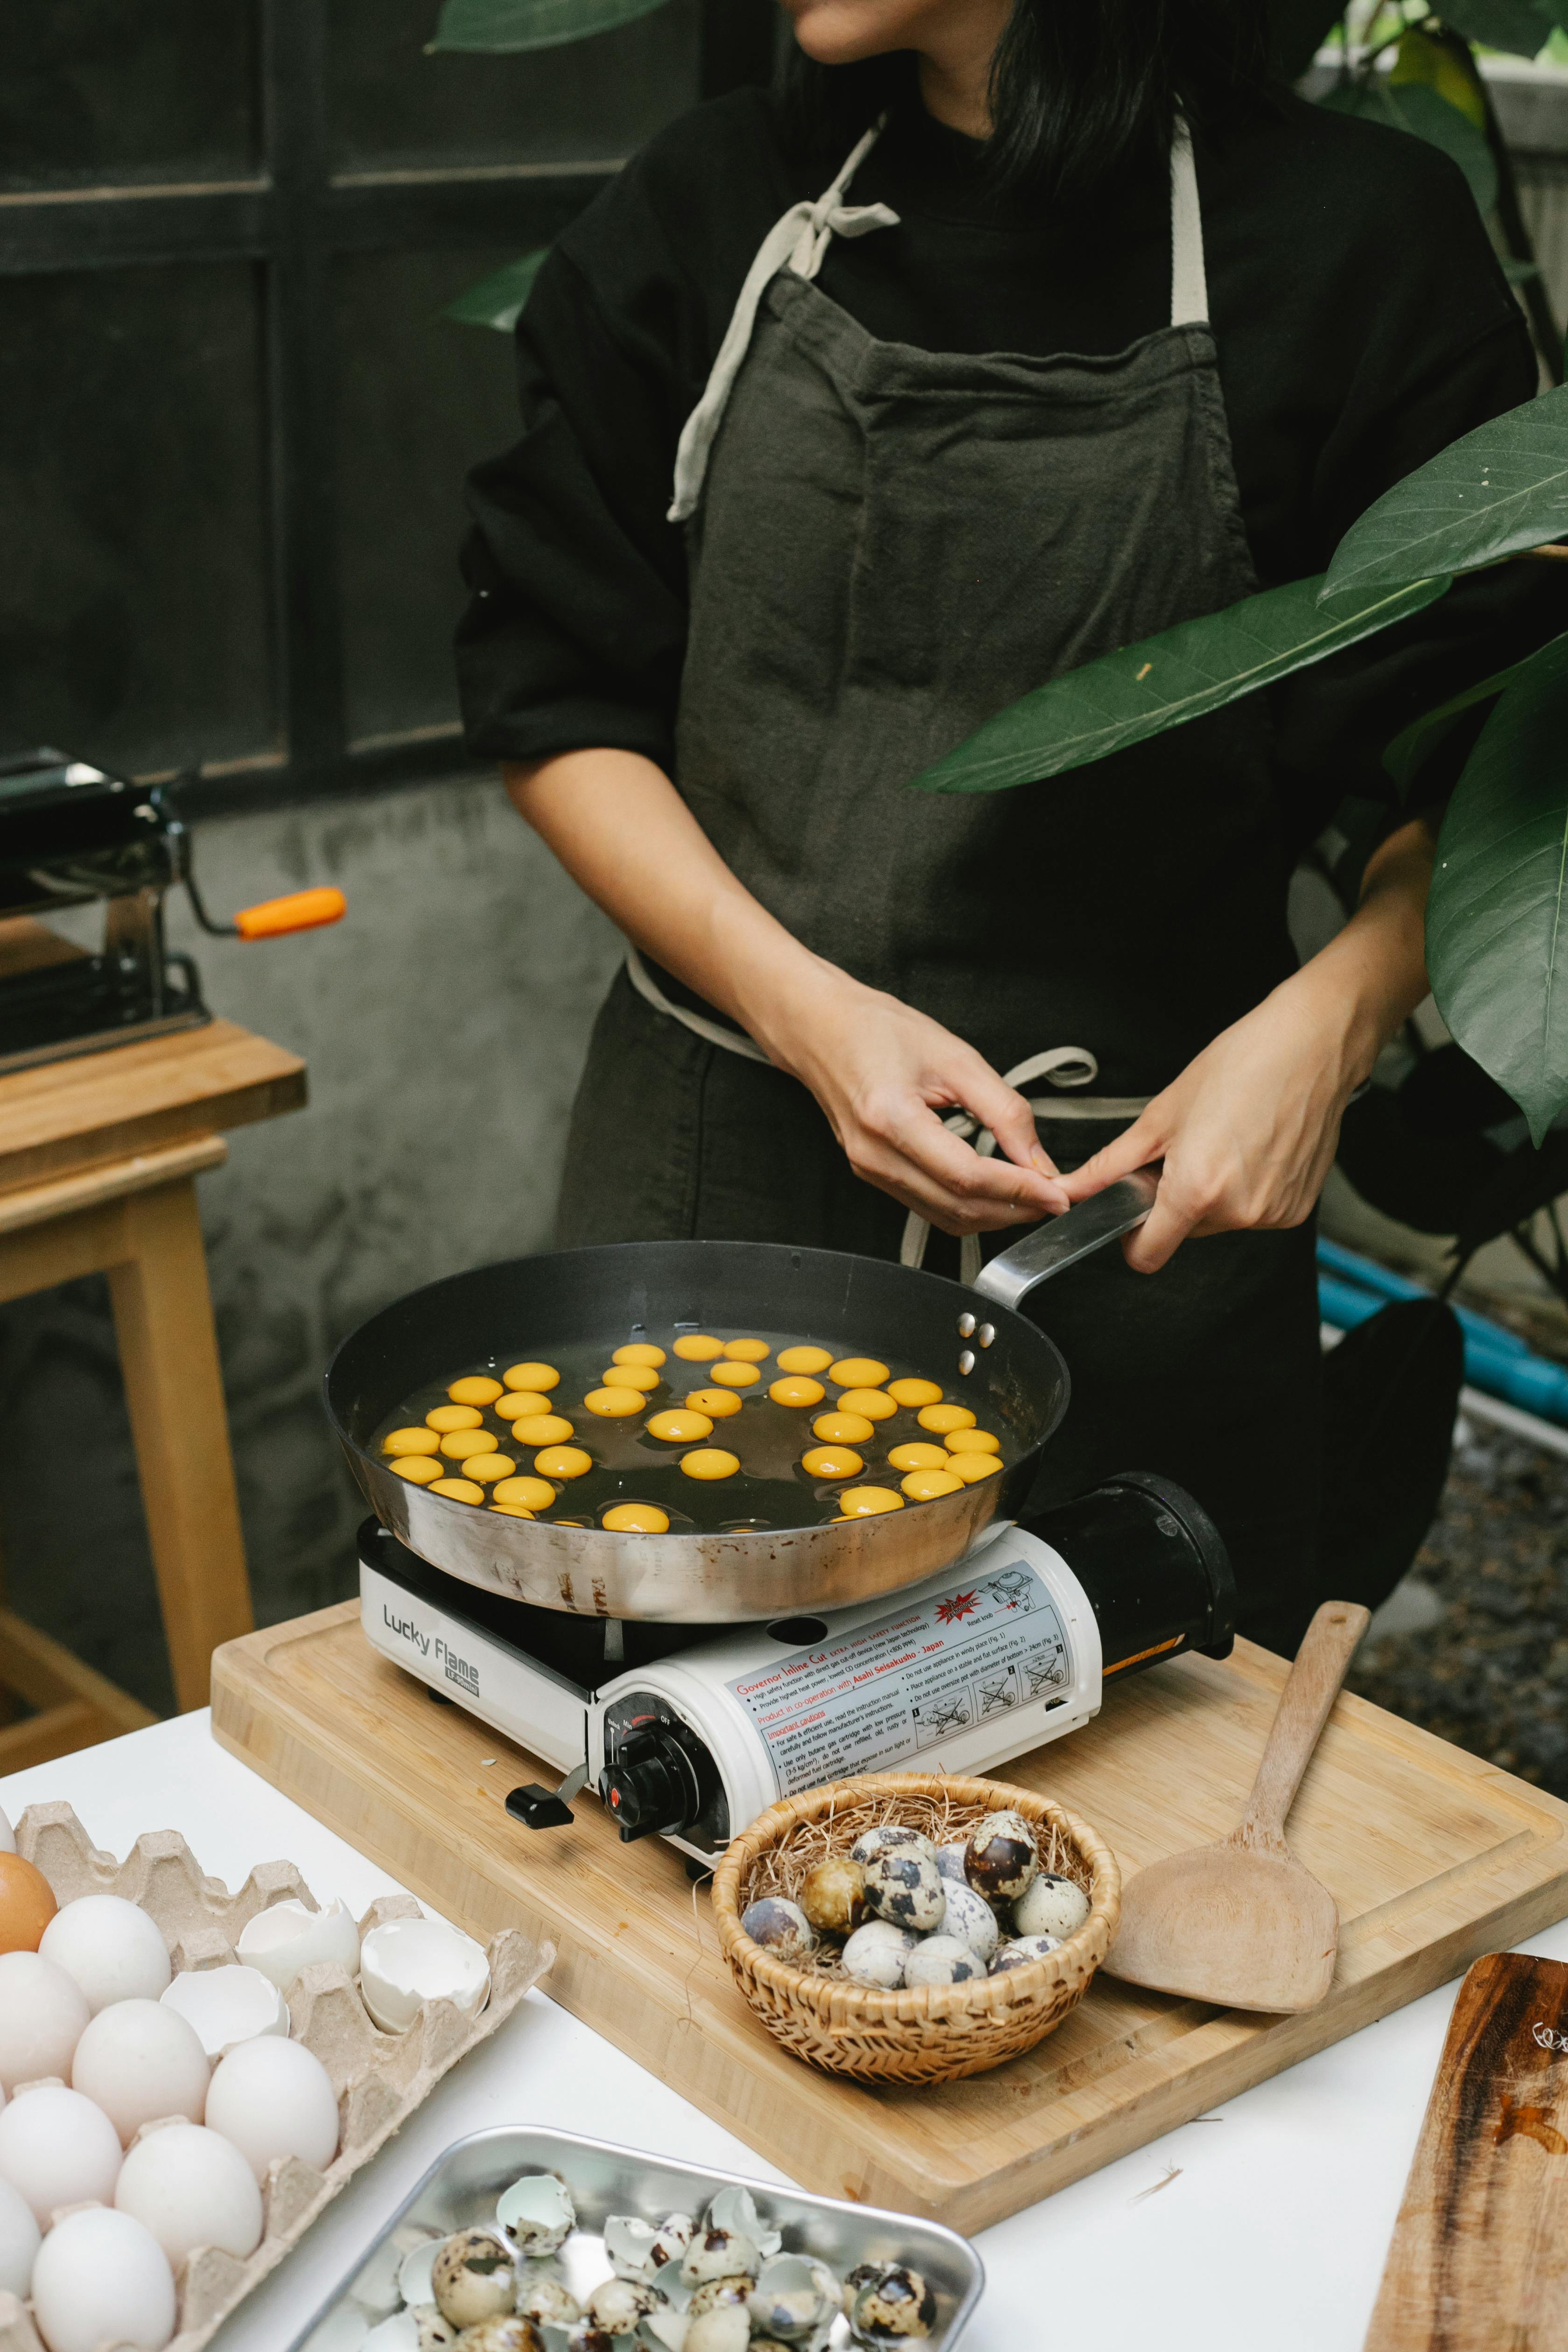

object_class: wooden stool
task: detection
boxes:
[0,994,306,1765]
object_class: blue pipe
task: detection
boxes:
[1317,1270,1568,1426]
[1316,1236,1532,1358]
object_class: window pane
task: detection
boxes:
[329,0,700,170]
[337,249,524,745]
[0,266,276,775]
[0,0,258,191]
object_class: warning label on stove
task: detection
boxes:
[726,1559,1072,1795]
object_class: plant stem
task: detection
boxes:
[1431,24,1567,386]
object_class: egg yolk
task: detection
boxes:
[886,1377,944,1408]
[901,1467,964,1500]
[680,1448,740,1480]
[494,1475,557,1508]
[647,1409,713,1443]
[887,1442,951,1473]
[430,1477,484,1504]
[813,1412,875,1445]
[770,1376,825,1408]
[510,1414,576,1446]
[583,1386,645,1417]
[950,1450,1003,1482]
[492,1389,553,1421]
[672,1334,724,1361]
[448,1375,503,1406]
[600,1363,659,1392]
[918,1401,978,1433]
[535,1445,592,1479]
[427,1404,483,1433]
[722,1337,770,1362]
[837,1485,903,1517]
[489,1503,535,1518]
[707,1361,759,1388]
[777,1345,833,1376]
[439,1428,493,1460]
[463,1453,516,1484]
[382,1427,440,1456]
[829,1357,889,1388]
[837,1386,896,1421]
[684,1387,742,1418]
[946,1427,1001,1455]
[391,1456,444,1484]
[802,1445,863,1479]
[504,1362,560,1391]
[603,1502,671,1532]
[613,1343,665,1367]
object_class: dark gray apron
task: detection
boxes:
[557,121,1322,1642]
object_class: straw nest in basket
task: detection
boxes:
[712,1771,1120,2086]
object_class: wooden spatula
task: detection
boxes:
[1104,1599,1371,2011]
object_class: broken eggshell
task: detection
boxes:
[587,2275,661,2333]
[236,1895,362,1993]
[360,1916,490,2035]
[747,2252,841,2345]
[515,2272,582,2327]
[606,2209,694,2291]
[680,2223,760,2286]
[639,2307,691,2352]
[704,2186,780,2259]
[159,1961,289,2060]
[396,2236,442,2309]
[681,2307,749,2352]
[430,2227,517,2328]
[496,2170,576,2257]
[456,2321,545,2352]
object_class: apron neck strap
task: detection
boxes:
[1169,116,1208,328]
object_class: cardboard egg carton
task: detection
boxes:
[0,1802,554,2352]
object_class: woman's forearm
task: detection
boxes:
[1292,812,1436,1085]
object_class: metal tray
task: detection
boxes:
[288,2124,985,2349]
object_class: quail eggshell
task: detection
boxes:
[990,1932,1060,1973]
[705,2186,780,2257]
[849,2262,936,2346]
[840,1920,917,1988]
[903,1933,986,1988]
[605,2208,693,2285]
[0,2082,124,2225]
[747,2252,840,2341]
[113,2119,264,2264]
[0,1806,12,1854]
[934,1840,968,1884]
[360,1916,490,2034]
[39,1895,172,2014]
[495,2168,575,2254]
[682,2308,749,2352]
[430,2227,517,2327]
[641,2309,691,2352]
[397,2235,441,2307]
[0,1851,58,1954]
[363,2314,420,2352]
[516,2273,581,2325]
[588,2277,658,2331]
[797,1855,866,1939]
[849,1825,936,1871]
[738,1897,817,1964]
[304,2306,373,2352]
[0,1951,91,2092]
[1012,1870,1090,1941]
[681,2225,759,2285]
[70,1997,209,2144]
[31,2204,176,2352]
[160,1961,290,2059]
[236,1897,362,1994]
[204,2033,340,2180]
[963,1809,1040,1903]
[0,2173,41,2297]
[861,1849,946,1932]
[452,2321,542,2352]
[936,1880,1000,1961]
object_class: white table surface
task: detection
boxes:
[5,1712,1565,2352]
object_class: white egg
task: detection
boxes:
[236,1897,361,1995]
[204,2035,339,2181]
[71,1999,209,2145]
[0,2173,41,2296]
[31,2205,175,2352]
[39,1896,172,2014]
[114,2120,264,2265]
[358,1917,489,2034]
[0,2083,123,2226]
[161,1964,289,2060]
[0,1806,13,1854]
[0,1952,91,2092]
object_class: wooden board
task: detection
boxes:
[212,1603,1568,2235]
[1365,1951,1568,2348]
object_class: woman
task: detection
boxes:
[457,0,1537,1646]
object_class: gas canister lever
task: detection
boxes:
[505,1760,588,1831]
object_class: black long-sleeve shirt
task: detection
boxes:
[457,80,1554,847]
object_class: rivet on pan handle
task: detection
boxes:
[972,1167,1161,1315]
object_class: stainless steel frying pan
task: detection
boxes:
[325,1175,1157,1623]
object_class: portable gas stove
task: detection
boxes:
[361,1470,1234,1869]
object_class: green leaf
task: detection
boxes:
[429,0,669,51]
[1382,633,1568,791]
[445,250,548,331]
[1435,0,1551,56]
[1323,385,1568,598]
[1502,256,1543,284]
[1428,633,1568,1142]
[905,574,1450,797]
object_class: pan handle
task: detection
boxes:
[972,1166,1160,1313]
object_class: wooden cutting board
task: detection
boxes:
[1365,1951,1568,2348]
[212,1603,1568,2235]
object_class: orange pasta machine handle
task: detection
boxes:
[232,887,347,941]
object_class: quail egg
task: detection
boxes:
[935,1880,999,1962]
[963,1810,1039,1904]
[454,2322,544,2352]
[903,1935,986,1988]
[847,2262,936,2344]
[413,2314,459,2352]
[798,1855,867,1939]
[1012,1871,1090,1941]
[605,2209,694,2284]
[681,2224,760,2286]
[516,2275,581,2327]
[861,1848,946,1933]
[687,2276,752,2318]
[496,2170,576,2255]
[934,1841,969,1885]
[849,1825,936,1871]
[588,2277,660,2332]
[431,2230,517,2328]
[641,2308,692,2352]
[682,2311,749,2352]
[706,2185,780,2257]
[748,2252,840,2343]
[739,1897,817,1964]
[841,1920,918,1988]
[990,1932,1061,1973]
[562,2325,617,2352]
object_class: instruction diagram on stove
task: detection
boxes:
[726,1559,1073,1794]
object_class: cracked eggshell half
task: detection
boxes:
[360,1916,490,2034]
[161,1963,289,2060]
[495,2170,574,2256]
[236,1897,362,1994]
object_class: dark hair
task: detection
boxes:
[782,0,1267,202]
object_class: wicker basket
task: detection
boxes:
[712,1771,1120,2086]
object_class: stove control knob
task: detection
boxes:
[599,1724,706,1843]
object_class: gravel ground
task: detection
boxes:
[1349,1418,1568,1797]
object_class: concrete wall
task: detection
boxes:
[0,771,621,1713]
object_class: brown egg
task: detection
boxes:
[0,1853,58,1953]
[799,1854,867,1938]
